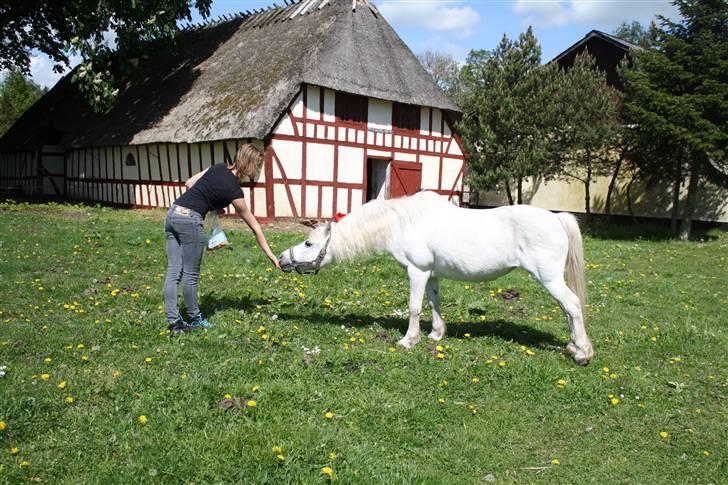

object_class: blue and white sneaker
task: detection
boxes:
[188,313,214,330]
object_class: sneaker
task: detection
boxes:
[188,313,214,330]
[168,318,195,334]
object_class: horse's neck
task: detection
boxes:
[329,217,395,262]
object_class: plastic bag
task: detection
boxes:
[206,212,229,251]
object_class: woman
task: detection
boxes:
[164,144,280,333]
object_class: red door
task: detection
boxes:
[390,161,422,198]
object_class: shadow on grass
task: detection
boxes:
[269,309,563,349]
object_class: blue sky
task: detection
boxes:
[25,0,680,88]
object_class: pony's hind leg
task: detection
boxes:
[426,277,446,341]
[540,278,594,365]
[397,266,429,349]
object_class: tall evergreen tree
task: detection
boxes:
[559,53,623,219]
[459,27,563,204]
[0,70,46,136]
[622,0,728,239]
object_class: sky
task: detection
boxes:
[23,0,680,89]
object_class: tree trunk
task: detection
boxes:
[584,158,592,223]
[678,159,701,241]
[504,180,514,205]
[516,178,523,205]
[670,163,682,235]
[626,171,638,224]
[605,155,623,216]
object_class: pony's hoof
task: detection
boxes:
[566,342,594,365]
[427,331,444,341]
[396,336,419,349]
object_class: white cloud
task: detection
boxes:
[28,54,80,89]
[513,0,680,29]
[416,35,471,62]
[377,1,481,39]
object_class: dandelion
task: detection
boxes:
[57,381,67,390]
[247,400,257,408]
[610,398,620,406]
[19,460,29,468]
[436,345,444,352]
[329,452,338,460]
[437,398,445,404]
[276,454,285,462]
[43,357,52,363]
[557,379,566,387]
[40,373,50,381]
[252,385,260,393]
[388,347,396,352]
[224,394,232,399]
[602,367,609,373]
[498,361,507,367]
[703,450,711,457]
[471,377,480,384]
[321,466,335,479]
[0,421,5,431]
[551,459,561,465]
[324,411,334,419]
[11,447,19,455]
[464,333,471,338]
[65,396,75,404]
[659,431,668,439]
[145,357,152,364]
[272,446,283,454]
[436,352,445,360]
[138,415,148,425]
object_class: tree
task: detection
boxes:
[621,0,728,239]
[0,1,212,110]
[613,20,658,48]
[417,50,461,98]
[0,70,46,136]
[559,53,623,220]
[458,27,564,204]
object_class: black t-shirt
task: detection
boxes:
[174,164,244,217]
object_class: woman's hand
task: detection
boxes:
[232,198,282,271]
[268,253,282,270]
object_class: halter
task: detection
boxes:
[286,234,331,275]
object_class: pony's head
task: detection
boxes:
[279,222,334,274]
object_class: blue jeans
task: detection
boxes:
[164,205,206,324]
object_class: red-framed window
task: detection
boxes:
[335,92,368,125]
[392,102,421,134]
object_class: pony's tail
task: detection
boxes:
[557,212,587,320]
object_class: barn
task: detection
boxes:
[0,0,465,220]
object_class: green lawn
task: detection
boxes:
[0,201,726,483]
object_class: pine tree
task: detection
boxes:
[622,0,728,239]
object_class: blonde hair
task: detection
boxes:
[231,144,263,183]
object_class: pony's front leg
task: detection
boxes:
[397,266,430,349]
[426,277,446,341]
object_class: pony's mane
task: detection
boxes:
[329,191,448,262]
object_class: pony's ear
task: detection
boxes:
[300,219,318,229]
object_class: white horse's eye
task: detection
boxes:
[304,241,313,248]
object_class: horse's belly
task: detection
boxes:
[431,250,517,282]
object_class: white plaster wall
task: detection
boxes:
[338,146,364,184]
[253,188,267,218]
[394,152,417,162]
[306,186,319,217]
[448,139,463,156]
[323,89,336,122]
[291,92,304,117]
[441,158,463,190]
[420,155,440,190]
[273,114,295,136]
[321,186,333,218]
[432,109,442,137]
[272,139,302,179]
[306,85,321,120]
[336,188,348,213]
[420,107,430,135]
[306,143,335,181]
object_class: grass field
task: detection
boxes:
[0,201,726,483]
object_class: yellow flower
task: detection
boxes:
[388,347,396,352]
[271,446,283,454]
[437,398,445,404]
[324,411,334,419]
[64,396,75,404]
[659,431,668,439]
[436,352,445,359]
[498,361,507,367]
[329,452,338,460]
[145,239,151,244]
[703,450,711,457]
[321,466,334,478]
[525,349,536,356]
[77,343,84,349]
[43,357,52,363]
[138,415,148,425]
[247,400,257,408]
[602,367,609,373]
[81,355,89,362]
[40,373,50,381]
[19,460,29,468]
[471,377,480,384]
[464,333,471,338]
[252,385,260,393]
[145,357,152,364]
[610,398,620,406]
[10,447,19,455]
[0,421,5,431]
[57,381,67,390]
[436,345,444,352]
[224,394,232,399]
[551,459,561,465]
[276,454,285,462]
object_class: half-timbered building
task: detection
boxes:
[0,0,465,220]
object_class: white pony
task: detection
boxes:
[279,191,594,365]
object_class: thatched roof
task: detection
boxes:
[1,0,459,151]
